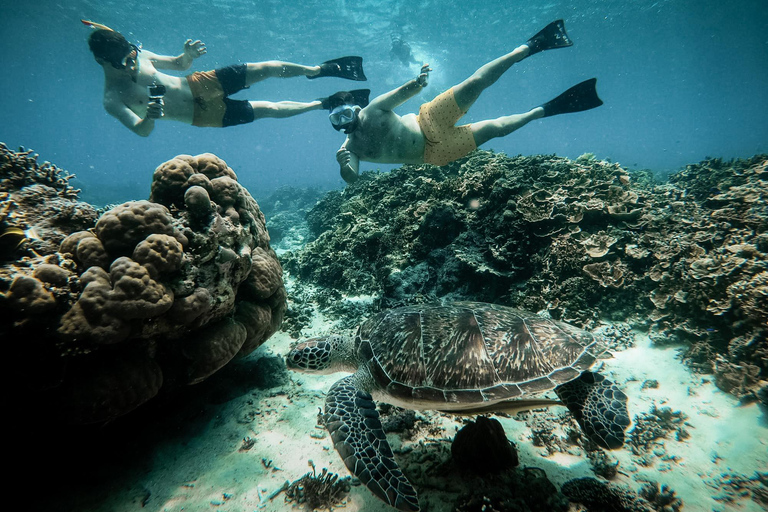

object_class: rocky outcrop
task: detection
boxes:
[1,147,285,423]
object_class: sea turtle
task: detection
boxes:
[286,302,630,511]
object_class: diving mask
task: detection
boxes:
[329,104,358,133]
[116,44,140,70]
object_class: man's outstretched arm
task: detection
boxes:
[145,39,207,71]
[368,64,431,111]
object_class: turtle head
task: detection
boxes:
[286,335,355,374]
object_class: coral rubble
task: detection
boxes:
[1,148,285,423]
[283,150,767,398]
[283,461,351,510]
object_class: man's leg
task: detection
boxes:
[470,107,544,147]
[452,45,530,112]
[249,100,322,119]
[245,61,321,86]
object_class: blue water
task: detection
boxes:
[1,0,766,205]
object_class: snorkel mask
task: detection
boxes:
[83,21,142,71]
[117,43,141,70]
[329,104,359,134]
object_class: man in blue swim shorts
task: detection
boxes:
[85,24,366,136]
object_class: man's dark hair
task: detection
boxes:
[88,29,133,68]
[325,91,355,111]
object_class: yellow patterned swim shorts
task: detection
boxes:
[416,87,477,166]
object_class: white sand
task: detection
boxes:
[54,313,766,512]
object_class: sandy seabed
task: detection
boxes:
[31,305,767,512]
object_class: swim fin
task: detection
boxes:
[539,78,603,117]
[309,56,367,81]
[349,89,370,107]
[525,19,573,57]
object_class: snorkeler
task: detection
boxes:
[328,20,603,184]
[390,34,419,65]
[82,21,366,137]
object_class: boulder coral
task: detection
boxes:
[1,148,285,423]
[284,150,767,399]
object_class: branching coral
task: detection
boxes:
[0,142,79,199]
[284,462,351,510]
[283,151,767,397]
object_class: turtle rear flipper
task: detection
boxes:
[554,371,630,450]
[325,375,420,511]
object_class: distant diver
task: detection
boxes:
[390,34,419,65]
[81,20,366,137]
[328,20,603,184]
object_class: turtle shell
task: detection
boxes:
[355,301,604,404]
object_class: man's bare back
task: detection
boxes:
[333,65,432,182]
[332,20,604,185]
[344,110,425,164]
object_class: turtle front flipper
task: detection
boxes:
[324,375,420,511]
[554,371,630,450]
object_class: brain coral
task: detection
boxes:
[1,149,285,424]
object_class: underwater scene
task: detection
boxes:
[0,1,766,511]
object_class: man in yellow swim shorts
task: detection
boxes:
[329,20,603,184]
[85,25,366,137]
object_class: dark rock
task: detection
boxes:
[561,477,653,512]
[455,466,569,512]
[451,416,518,474]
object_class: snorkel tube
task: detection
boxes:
[81,19,115,31]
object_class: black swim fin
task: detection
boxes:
[309,56,367,81]
[539,78,603,117]
[349,89,370,107]
[525,19,573,57]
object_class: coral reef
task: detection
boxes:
[561,477,658,512]
[1,149,285,423]
[627,405,689,467]
[257,186,328,252]
[704,470,768,508]
[637,481,683,512]
[1,143,97,257]
[283,151,767,397]
[453,466,570,512]
[1,143,79,198]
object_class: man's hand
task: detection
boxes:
[336,148,353,167]
[336,148,359,183]
[183,39,207,60]
[416,64,432,87]
[146,99,164,120]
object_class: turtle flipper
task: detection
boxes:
[324,375,420,511]
[554,371,630,450]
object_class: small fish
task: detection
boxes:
[0,226,26,258]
